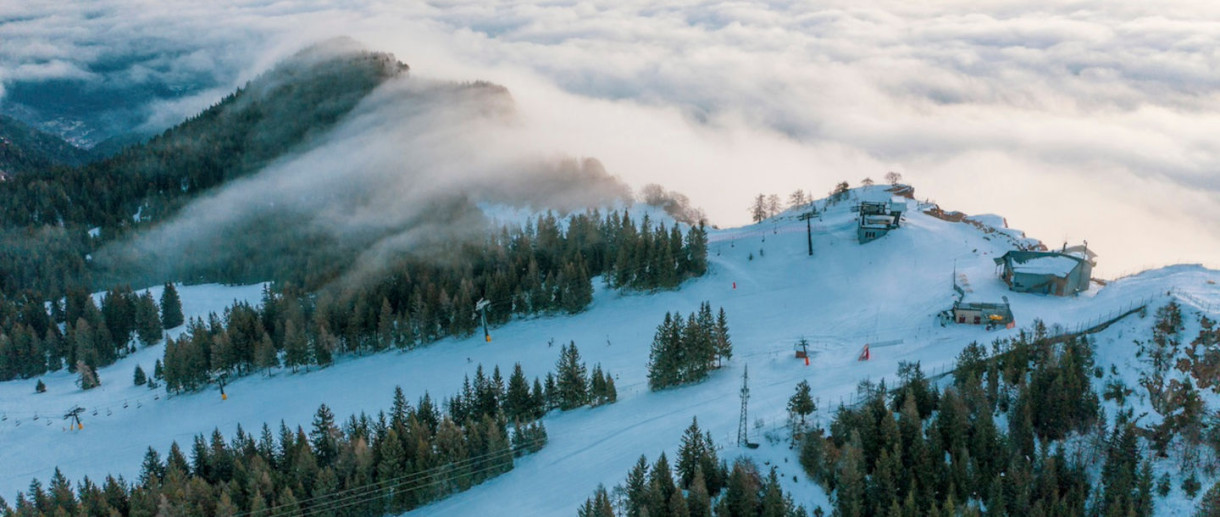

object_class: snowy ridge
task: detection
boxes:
[0,187,1217,515]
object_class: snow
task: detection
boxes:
[0,186,1216,516]
[88,227,100,238]
[1012,254,1082,276]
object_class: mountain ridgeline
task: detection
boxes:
[0,41,407,297]
[0,43,406,231]
[0,114,95,179]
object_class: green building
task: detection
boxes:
[994,245,1095,296]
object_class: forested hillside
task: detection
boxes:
[0,41,407,298]
[0,115,95,179]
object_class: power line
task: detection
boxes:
[237,438,540,517]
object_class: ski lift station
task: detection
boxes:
[944,301,1015,329]
[857,197,908,244]
[994,244,1096,296]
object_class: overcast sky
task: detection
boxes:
[2,0,1218,276]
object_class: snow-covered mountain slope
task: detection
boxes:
[1,186,1217,515]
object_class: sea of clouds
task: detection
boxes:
[2,0,1218,276]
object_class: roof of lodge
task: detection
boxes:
[995,250,1088,278]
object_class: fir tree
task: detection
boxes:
[555,342,589,410]
[159,283,184,329]
[282,320,308,373]
[311,404,339,467]
[624,455,650,517]
[134,292,162,347]
[714,307,732,366]
[133,365,147,386]
[579,485,616,517]
[35,379,46,393]
[254,332,278,375]
[788,380,815,435]
[532,377,548,416]
[77,360,100,390]
[604,374,617,404]
[505,363,534,421]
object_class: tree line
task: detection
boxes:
[647,303,732,390]
[798,328,1155,517]
[0,282,182,385]
[3,372,548,516]
[156,210,705,395]
[578,418,805,517]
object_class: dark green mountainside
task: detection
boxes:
[0,42,407,296]
[0,114,95,178]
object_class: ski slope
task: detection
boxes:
[1,186,1217,515]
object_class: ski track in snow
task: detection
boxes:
[0,186,1217,515]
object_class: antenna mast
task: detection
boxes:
[737,365,750,446]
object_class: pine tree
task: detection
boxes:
[836,432,867,517]
[138,447,164,487]
[684,223,708,277]
[648,312,679,390]
[760,468,789,517]
[650,453,678,517]
[750,194,768,223]
[531,377,547,417]
[35,379,46,393]
[579,484,616,517]
[77,360,100,390]
[283,320,308,373]
[254,332,278,375]
[589,364,606,405]
[785,380,814,436]
[134,292,162,347]
[677,418,708,489]
[311,404,339,467]
[723,459,762,517]
[133,365,147,386]
[505,363,533,421]
[625,455,650,517]
[160,284,184,329]
[688,468,713,517]
[555,342,589,410]
[714,307,732,366]
[604,374,617,404]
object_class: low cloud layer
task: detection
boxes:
[96,73,632,287]
[4,1,1219,275]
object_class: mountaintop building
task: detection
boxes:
[857,197,907,244]
[994,244,1096,296]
